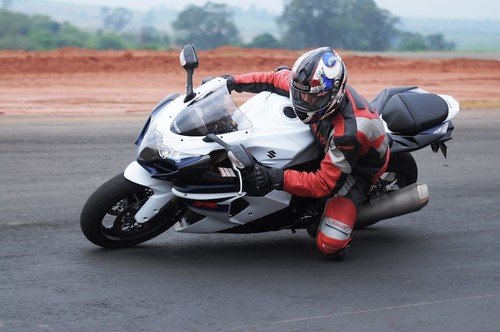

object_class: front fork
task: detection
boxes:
[124,161,174,224]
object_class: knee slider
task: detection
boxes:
[316,217,353,255]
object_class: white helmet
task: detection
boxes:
[290,47,347,124]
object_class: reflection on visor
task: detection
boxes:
[291,88,334,113]
[301,92,328,106]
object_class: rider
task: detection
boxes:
[226,47,390,258]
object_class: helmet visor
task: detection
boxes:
[291,87,334,114]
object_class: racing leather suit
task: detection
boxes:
[231,69,390,255]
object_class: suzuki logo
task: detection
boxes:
[267,150,276,158]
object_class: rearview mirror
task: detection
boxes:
[180,44,199,70]
[180,44,198,103]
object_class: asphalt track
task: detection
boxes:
[1,109,499,331]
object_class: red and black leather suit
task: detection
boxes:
[231,68,390,255]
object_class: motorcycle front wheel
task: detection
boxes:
[80,173,187,248]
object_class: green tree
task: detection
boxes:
[398,32,428,51]
[0,34,37,50]
[172,2,241,50]
[0,10,31,37]
[27,15,61,49]
[426,33,455,51]
[342,0,399,50]
[396,32,456,51]
[90,32,129,50]
[56,23,89,48]
[0,10,121,50]
[246,33,281,49]
[278,0,399,50]
[0,9,170,51]
[101,7,133,32]
[137,26,170,49]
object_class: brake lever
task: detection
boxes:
[205,133,255,195]
[205,133,254,169]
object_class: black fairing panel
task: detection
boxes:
[140,155,212,180]
[283,141,324,172]
[380,93,449,134]
[388,132,445,153]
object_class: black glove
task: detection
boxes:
[244,164,284,191]
[201,75,235,92]
[225,75,235,92]
[201,76,215,84]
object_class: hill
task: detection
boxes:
[399,17,500,51]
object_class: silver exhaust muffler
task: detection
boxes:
[355,183,429,229]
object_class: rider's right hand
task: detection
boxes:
[243,164,283,191]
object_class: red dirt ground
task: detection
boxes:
[0,47,499,116]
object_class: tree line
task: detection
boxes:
[0,0,455,51]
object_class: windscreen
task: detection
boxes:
[170,83,252,136]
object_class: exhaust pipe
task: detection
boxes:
[355,183,429,229]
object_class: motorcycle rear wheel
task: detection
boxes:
[80,173,187,248]
[385,152,418,188]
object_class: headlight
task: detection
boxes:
[137,115,200,163]
[155,130,199,162]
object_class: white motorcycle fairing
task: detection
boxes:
[172,189,292,233]
[126,79,461,234]
[125,78,314,232]
[153,78,314,167]
[124,161,175,224]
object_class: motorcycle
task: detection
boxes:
[80,44,459,252]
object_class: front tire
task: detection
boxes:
[80,173,187,248]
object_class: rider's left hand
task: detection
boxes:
[201,75,235,92]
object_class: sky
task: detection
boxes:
[50,0,500,20]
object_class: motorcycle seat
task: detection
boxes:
[380,92,449,135]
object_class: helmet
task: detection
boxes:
[290,47,347,124]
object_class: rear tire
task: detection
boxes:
[80,173,187,248]
[383,152,418,190]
